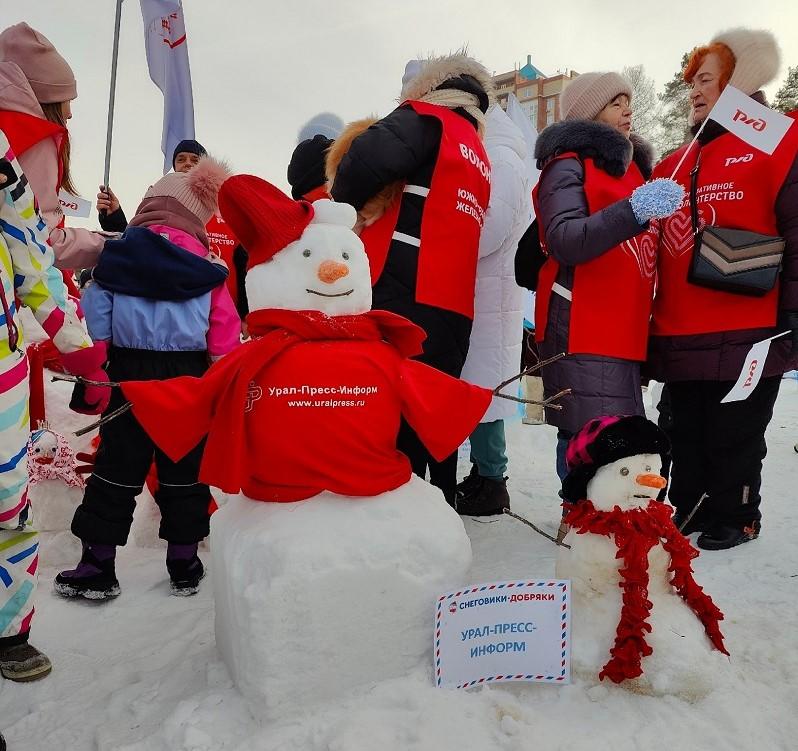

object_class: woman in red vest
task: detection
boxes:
[649,29,798,550]
[0,23,106,270]
[532,72,683,502]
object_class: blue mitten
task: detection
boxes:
[629,178,686,223]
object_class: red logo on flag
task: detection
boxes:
[733,109,767,132]
[158,11,187,49]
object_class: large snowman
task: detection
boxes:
[120,176,493,719]
[555,416,730,700]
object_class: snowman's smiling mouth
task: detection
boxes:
[306,289,354,298]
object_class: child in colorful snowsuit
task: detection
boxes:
[0,132,109,682]
[55,156,239,601]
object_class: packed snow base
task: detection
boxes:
[2,378,798,750]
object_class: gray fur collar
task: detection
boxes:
[534,120,654,179]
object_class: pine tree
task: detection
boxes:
[657,53,692,157]
[773,66,798,113]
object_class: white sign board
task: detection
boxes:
[721,331,790,403]
[435,580,570,689]
[58,190,92,219]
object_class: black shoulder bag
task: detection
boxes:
[687,154,785,297]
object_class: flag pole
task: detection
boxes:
[102,0,124,191]
[668,117,708,180]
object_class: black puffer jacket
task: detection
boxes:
[331,67,490,377]
[533,120,654,433]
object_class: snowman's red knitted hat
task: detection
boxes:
[218,175,314,270]
[562,415,670,502]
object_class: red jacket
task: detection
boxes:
[121,308,492,502]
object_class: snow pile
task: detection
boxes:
[2,378,797,750]
[211,474,472,720]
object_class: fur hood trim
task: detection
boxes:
[325,118,404,225]
[534,120,654,179]
[400,52,495,106]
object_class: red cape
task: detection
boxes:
[121,308,492,501]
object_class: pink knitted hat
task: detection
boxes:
[0,22,77,103]
[143,156,231,225]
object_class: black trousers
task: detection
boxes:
[666,376,781,527]
[71,347,212,546]
[389,305,471,505]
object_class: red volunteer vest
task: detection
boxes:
[359,100,491,319]
[205,213,239,303]
[652,113,798,337]
[533,153,656,361]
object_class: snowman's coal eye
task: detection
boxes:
[35,448,41,453]
[342,252,350,260]
[645,465,651,472]
[302,249,312,258]
[620,467,629,476]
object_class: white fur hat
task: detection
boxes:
[711,28,781,95]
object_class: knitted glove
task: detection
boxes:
[60,341,111,415]
[629,178,686,224]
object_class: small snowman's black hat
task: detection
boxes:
[562,415,670,503]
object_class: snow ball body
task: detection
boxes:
[557,454,730,700]
[213,198,472,718]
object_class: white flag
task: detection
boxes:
[708,85,794,155]
[721,331,790,403]
[140,0,195,173]
[58,189,92,219]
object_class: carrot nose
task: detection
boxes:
[636,474,667,489]
[317,260,350,284]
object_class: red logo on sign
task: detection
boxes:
[733,109,766,132]
[743,359,759,388]
[449,602,457,614]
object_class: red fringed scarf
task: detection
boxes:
[565,500,729,684]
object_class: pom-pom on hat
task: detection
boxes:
[219,175,314,270]
[142,155,230,225]
[0,22,77,103]
[562,415,670,503]
[560,71,632,122]
[297,112,344,143]
[710,28,781,96]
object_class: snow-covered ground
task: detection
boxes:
[2,375,797,751]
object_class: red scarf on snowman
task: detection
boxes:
[565,500,729,684]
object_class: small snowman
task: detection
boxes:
[27,427,84,490]
[556,415,729,700]
[119,176,493,718]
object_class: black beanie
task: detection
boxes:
[287,135,332,200]
[172,139,207,168]
[561,415,670,503]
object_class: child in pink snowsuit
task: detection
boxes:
[56,157,240,601]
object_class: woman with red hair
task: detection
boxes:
[649,29,798,550]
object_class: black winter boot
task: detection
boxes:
[697,520,760,551]
[0,640,52,682]
[54,543,119,600]
[455,477,510,517]
[166,544,205,597]
[455,464,483,500]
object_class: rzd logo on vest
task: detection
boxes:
[724,153,754,167]
[733,109,767,132]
